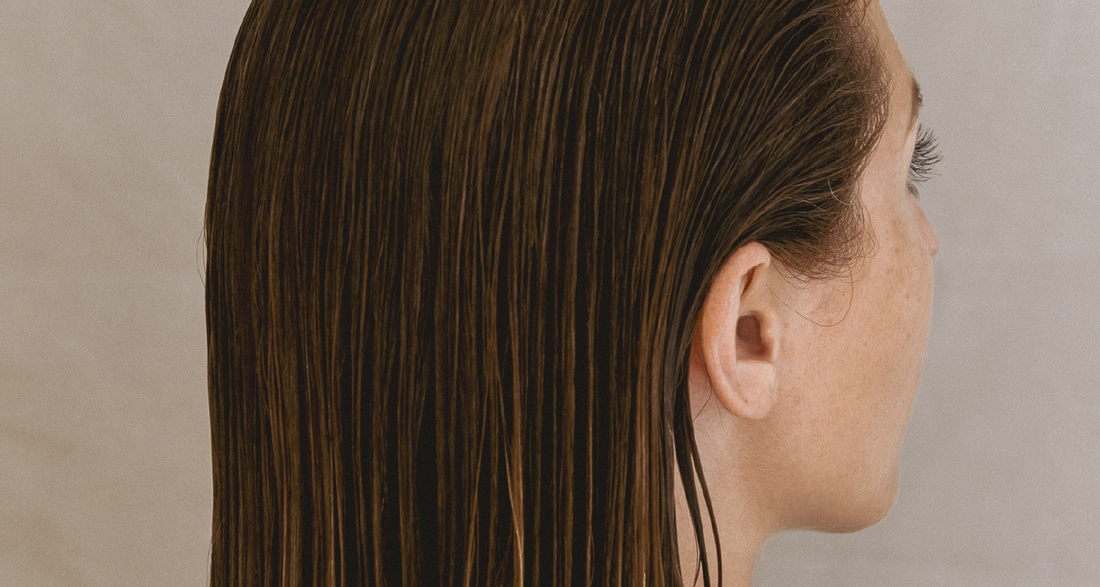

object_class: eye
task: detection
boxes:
[907,124,942,198]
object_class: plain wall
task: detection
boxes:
[1,1,244,584]
[1,0,1096,585]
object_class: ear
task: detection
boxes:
[692,242,778,420]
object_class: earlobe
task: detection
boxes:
[695,242,779,421]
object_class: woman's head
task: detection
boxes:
[681,3,937,566]
[205,0,915,585]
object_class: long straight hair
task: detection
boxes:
[205,0,887,585]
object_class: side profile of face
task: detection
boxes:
[754,0,939,532]
[682,0,939,558]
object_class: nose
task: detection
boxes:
[910,198,939,257]
[922,216,939,257]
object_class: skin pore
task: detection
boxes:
[675,1,939,585]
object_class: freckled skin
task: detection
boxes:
[752,0,940,533]
[675,2,940,583]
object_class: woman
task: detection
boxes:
[204,0,939,585]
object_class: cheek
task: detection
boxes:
[893,204,936,374]
[845,212,933,504]
[862,209,934,413]
[870,192,935,348]
[819,223,934,515]
[761,214,934,531]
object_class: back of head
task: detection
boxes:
[205,0,887,585]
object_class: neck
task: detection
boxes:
[674,470,772,587]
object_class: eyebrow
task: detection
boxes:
[909,74,923,131]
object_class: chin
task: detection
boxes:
[833,486,898,533]
[807,466,901,534]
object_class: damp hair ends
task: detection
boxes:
[203,1,888,586]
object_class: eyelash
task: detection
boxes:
[907,124,942,197]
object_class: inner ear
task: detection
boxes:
[736,313,767,361]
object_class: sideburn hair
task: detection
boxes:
[205,0,888,585]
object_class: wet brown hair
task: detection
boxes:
[204,0,887,585]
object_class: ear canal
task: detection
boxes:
[735,314,766,361]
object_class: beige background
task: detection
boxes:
[2,0,1097,585]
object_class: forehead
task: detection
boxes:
[865,2,918,135]
[866,1,909,85]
